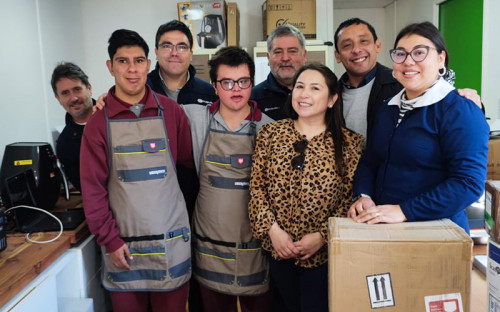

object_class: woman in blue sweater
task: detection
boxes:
[348,22,489,233]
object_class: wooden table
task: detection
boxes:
[0,222,89,308]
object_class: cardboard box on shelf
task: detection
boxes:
[487,239,500,311]
[485,181,500,243]
[262,0,316,39]
[177,1,227,50]
[328,218,472,312]
[488,138,500,180]
[226,2,239,46]
[191,53,211,83]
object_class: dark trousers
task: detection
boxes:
[268,256,328,312]
[199,284,272,312]
[109,281,189,312]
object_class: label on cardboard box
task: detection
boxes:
[263,0,316,39]
[488,240,500,311]
[366,273,394,308]
[424,293,463,312]
[487,190,494,233]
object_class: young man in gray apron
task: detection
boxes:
[182,47,273,311]
[80,29,193,312]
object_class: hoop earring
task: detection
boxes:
[392,71,396,78]
[438,67,446,77]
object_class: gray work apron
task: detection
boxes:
[192,107,269,295]
[102,94,191,291]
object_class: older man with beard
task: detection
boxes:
[251,24,307,121]
[51,62,94,191]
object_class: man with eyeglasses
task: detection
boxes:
[251,24,308,121]
[182,46,273,312]
[148,20,219,312]
[334,18,482,140]
[148,20,218,105]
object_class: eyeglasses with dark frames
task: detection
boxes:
[389,45,436,64]
[291,140,308,170]
[158,43,190,53]
[216,78,252,91]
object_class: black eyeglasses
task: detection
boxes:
[158,43,190,53]
[216,78,252,91]
[389,45,436,64]
[291,140,308,170]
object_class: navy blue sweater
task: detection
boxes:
[354,81,489,233]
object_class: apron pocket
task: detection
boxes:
[104,241,168,283]
[165,227,191,279]
[208,176,249,190]
[142,138,166,153]
[194,241,236,285]
[229,154,252,169]
[117,166,167,182]
[235,240,269,286]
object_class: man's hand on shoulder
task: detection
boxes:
[92,93,108,113]
[457,88,482,109]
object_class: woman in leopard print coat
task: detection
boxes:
[249,63,364,312]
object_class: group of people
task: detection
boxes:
[50,17,488,312]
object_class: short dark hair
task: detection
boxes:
[334,18,378,52]
[208,47,255,85]
[393,21,449,70]
[155,20,193,49]
[51,62,90,96]
[107,29,149,60]
[284,63,347,175]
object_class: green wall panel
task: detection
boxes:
[439,0,483,93]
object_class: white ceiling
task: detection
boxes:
[334,0,396,9]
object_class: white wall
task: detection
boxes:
[482,0,500,121]
[0,0,83,165]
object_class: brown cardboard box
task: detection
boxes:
[177,1,227,50]
[485,181,500,243]
[487,239,500,310]
[191,54,211,83]
[226,2,239,46]
[328,218,472,312]
[488,138,500,180]
[262,0,316,39]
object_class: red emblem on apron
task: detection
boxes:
[150,142,156,150]
[237,157,244,165]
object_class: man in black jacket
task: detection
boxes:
[51,62,94,192]
[251,24,307,121]
[334,18,401,139]
[147,20,217,105]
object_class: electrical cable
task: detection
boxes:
[4,205,63,244]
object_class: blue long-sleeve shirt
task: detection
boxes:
[353,79,489,233]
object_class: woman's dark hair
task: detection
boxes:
[393,22,449,78]
[284,63,347,175]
